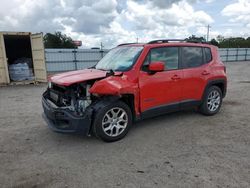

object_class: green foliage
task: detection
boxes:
[186,35,250,48]
[44,32,77,48]
[216,35,224,43]
[210,39,219,47]
[218,37,250,48]
[185,35,206,43]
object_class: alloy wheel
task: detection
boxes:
[207,90,221,112]
[102,107,128,137]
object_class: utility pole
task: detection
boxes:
[100,42,104,58]
[100,42,104,50]
[206,25,211,42]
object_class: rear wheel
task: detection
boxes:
[199,86,222,116]
[93,101,132,142]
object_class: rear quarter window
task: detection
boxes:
[204,47,212,63]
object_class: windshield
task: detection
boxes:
[95,46,143,71]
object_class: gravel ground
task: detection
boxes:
[0,61,250,188]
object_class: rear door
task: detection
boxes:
[139,47,183,115]
[31,33,47,82]
[180,46,211,102]
[0,34,9,84]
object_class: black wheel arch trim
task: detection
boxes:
[203,79,227,99]
[88,95,121,134]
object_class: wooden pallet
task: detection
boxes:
[9,80,39,85]
[0,80,40,86]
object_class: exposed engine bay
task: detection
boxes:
[47,82,94,116]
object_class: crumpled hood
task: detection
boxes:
[50,69,110,86]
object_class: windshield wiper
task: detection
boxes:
[106,69,115,77]
[88,65,96,69]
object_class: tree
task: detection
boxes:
[219,37,250,48]
[44,32,77,48]
[185,35,206,43]
[186,35,250,48]
[216,35,224,43]
[210,39,219,47]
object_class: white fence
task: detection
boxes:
[45,48,250,73]
[219,48,250,62]
[45,49,109,73]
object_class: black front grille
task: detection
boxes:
[51,83,66,93]
[48,84,71,106]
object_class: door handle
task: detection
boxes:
[171,75,181,80]
[202,71,210,75]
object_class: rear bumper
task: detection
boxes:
[42,92,92,134]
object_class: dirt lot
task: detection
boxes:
[0,61,250,188]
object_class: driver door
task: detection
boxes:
[139,47,183,117]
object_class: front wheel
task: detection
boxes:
[92,101,132,142]
[199,86,223,116]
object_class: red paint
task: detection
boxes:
[148,61,165,72]
[49,69,121,86]
[138,69,183,112]
[89,75,141,115]
[50,42,227,116]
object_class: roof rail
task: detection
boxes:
[147,39,185,44]
[117,43,139,46]
[117,40,210,46]
[147,39,210,44]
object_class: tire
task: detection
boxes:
[92,101,132,142]
[199,86,223,116]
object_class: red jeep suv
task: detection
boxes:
[42,39,227,142]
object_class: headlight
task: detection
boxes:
[48,81,52,89]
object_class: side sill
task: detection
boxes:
[137,100,201,121]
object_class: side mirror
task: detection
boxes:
[148,61,165,72]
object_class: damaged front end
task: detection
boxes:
[42,82,95,134]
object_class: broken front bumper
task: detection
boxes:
[42,92,92,134]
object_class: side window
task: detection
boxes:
[182,47,203,68]
[142,47,179,71]
[204,47,212,63]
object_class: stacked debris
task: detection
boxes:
[8,58,34,81]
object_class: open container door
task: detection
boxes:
[0,34,10,84]
[31,33,47,82]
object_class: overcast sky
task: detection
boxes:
[0,0,249,48]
